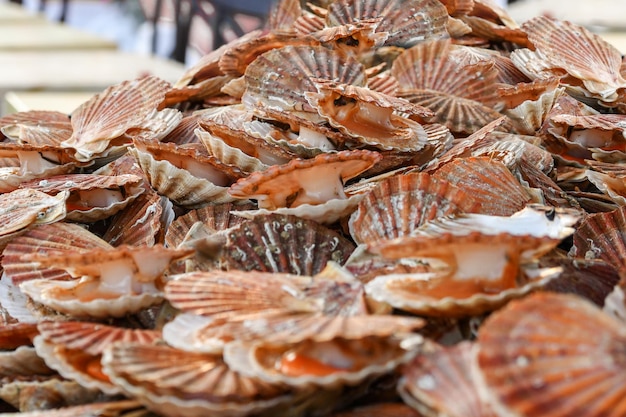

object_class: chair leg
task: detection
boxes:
[59,0,70,22]
[170,0,194,63]
[151,0,164,54]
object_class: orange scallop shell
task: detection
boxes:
[477,292,626,417]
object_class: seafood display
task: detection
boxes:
[2,0,626,415]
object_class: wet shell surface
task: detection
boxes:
[0,188,68,239]
[477,292,626,417]
[221,213,355,275]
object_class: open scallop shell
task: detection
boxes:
[221,213,355,274]
[0,377,102,412]
[305,80,431,152]
[0,188,68,239]
[242,45,366,120]
[399,341,497,417]
[326,0,448,48]
[129,147,235,208]
[0,110,72,147]
[476,292,626,417]
[33,322,161,395]
[19,173,144,223]
[18,244,192,318]
[228,150,380,209]
[431,156,532,216]
[0,322,39,350]
[365,236,563,317]
[521,16,626,101]
[348,172,481,245]
[102,342,301,417]
[223,314,424,388]
[2,222,112,285]
[61,76,171,162]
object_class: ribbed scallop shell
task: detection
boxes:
[102,191,171,247]
[522,16,626,101]
[223,315,424,388]
[572,205,626,274]
[0,377,102,412]
[0,188,68,238]
[20,278,164,319]
[101,343,298,417]
[348,172,480,245]
[222,214,355,274]
[0,345,54,377]
[326,0,448,48]
[0,110,72,146]
[129,147,235,208]
[503,84,564,135]
[62,76,171,162]
[365,236,563,317]
[432,156,532,216]
[228,149,381,209]
[399,341,497,417]
[477,292,626,417]
[33,322,161,395]
[164,202,254,249]
[392,39,501,105]
[305,81,431,152]
[20,173,144,223]
[194,127,270,174]
[164,269,321,320]
[242,45,366,117]
[2,222,112,285]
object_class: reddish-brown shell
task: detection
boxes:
[348,172,481,245]
[477,292,626,417]
[221,213,355,274]
[228,150,381,209]
[326,0,449,48]
[61,76,171,162]
[399,341,497,417]
[432,156,532,216]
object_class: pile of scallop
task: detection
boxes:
[2,0,626,415]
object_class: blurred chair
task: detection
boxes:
[168,0,274,63]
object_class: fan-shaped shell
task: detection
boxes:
[223,315,424,388]
[432,156,532,216]
[34,322,160,395]
[477,292,626,417]
[305,81,431,152]
[242,45,366,119]
[221,214,355,274]
[572,205,626,274]
[399,341,497,417]
[129,147,235,208]
[0,377,102,412]
[0,345,54,377]
[522,16,626,101]
[2,222,112,285]
[101,343,300,417]
[228,149,381,209]
[0,188,68,238]
[165,269,321,320]
[0,110,72,147]
[20,173,144,223]
[61,76,171,162]
[348,172,480,245]
[326,0,448,48]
